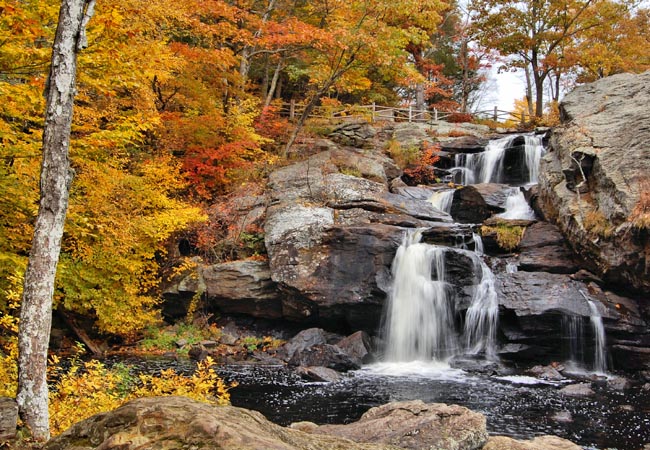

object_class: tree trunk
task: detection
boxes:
[524,64,534,117]
[264,57,284,107]
[16,0,94,441]
[530,52,546,118]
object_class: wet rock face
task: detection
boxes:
[263,145,473,332]
[539,71,650,293]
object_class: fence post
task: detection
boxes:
[372,102,376,123]
[434,108,438,121]
[493,106,498,121]
[408,105,412,122]
[289,99,295,121]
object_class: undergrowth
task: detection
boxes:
[481,222,525,251]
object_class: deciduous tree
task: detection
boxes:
[17,0,96,440]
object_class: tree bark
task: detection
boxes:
[16,0,95,441]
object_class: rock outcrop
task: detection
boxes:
[539,70,650,293]
[45,397,492,450]
[44,396,401,450]
[306,400,488,450]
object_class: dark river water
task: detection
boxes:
[106,356,650,450]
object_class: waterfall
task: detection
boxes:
[463,235,499,359]
[587,300,608,374]
[428,189,455,214]
[453,135,515,184]
[562,314,586,368]
[383,230,458,361]
[497,188,536,220]
[524,134,545,184]
[452,134,545,186]
[472,232,484,256]
[383,231,500,363]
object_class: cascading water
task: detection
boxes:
[453,135,515,185]
[383,230,499,363]
[383,230,458,361]
[497,188,536,220]
[463,235,499,359]
[428,189,455,214]
[587,299,608,374]
[452,134,546,186]
[524,134,545,184]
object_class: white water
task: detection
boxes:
[524,134,545,184]
[383,230,458,362]
[428,189,455,214]
[497,188,536,220]
[588,300,608,374]
[453,135,515,184]
[383,231,500,363]
[472,233,484,256]
[463,236,499,359]
[452,134,545,186]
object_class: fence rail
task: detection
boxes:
[277,101,526,124]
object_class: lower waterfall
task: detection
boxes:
[382,230,499,362]
[383,230,458,361]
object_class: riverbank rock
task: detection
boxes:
[539,71,650,293]
[44,396,401,450]
[308,400,488,450]
[483,435,582,450]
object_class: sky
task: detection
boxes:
[477,67,527,113]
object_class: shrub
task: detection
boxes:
[48,354,232,436]
[481,223,525,251]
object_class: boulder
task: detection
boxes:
[44,396,402,450]
[309,400,488,450]
[0,397,17,441]
[449,185,499,223]
[329,121,377,148]
[483,435,582,450]
[295,366,343,382]
[264,144,464,331]
[559,383,595,397]
[288,343,361,371]
[539,71,650,292]
[337,331,374,363]
[279,328,329,361]
[527,365,564,381]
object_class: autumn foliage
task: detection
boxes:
[1,0,649,347]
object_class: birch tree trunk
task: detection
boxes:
[16,0,95,441]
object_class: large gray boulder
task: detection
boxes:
[539,71,650,292]
[44,396,401,450]
[307,400,488,450]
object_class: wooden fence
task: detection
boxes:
[278,101,526,124]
